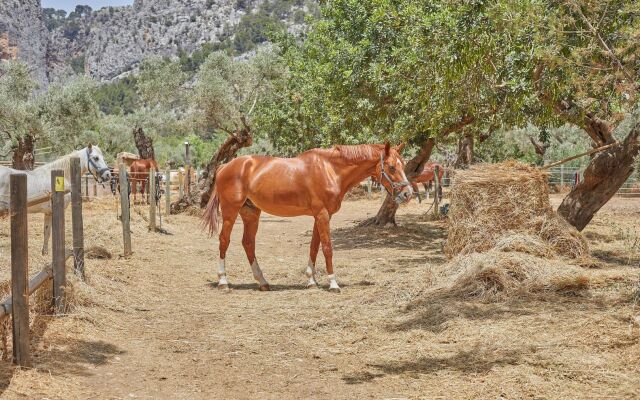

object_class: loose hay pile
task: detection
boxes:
[445,161,588,258]
[439,161,591,300]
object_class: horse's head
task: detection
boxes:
[374,142,413,204]
[84,144,112,183]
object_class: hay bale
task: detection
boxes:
[435,250,590,301]
[86,246,112,259]
[444,161,588,259]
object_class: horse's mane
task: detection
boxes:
[310,144,384,163]
[35,152,75,173]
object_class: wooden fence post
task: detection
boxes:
[433,165,440,217]
[70,158,85,280]
[165,168,171,216]
[185,166,191,197]
[51,170,66,313]
[178,171,184,200]
[560,164,564,188]
[93,178,97,198]
[149,169,156,231]
[84,175,89,200]
[10,174,30,367]
[119,164,132,257]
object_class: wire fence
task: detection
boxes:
[547,166,640,197]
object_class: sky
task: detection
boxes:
[41,0,133,12]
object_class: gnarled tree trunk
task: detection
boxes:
[198,127,253,208]
[454,133,474,169]
[133,127,155,160]
[558,121,640,231]
[529,136,550,166]
[11,134,35,170]
[170,126,253,214]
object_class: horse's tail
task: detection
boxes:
[203,183,220,237]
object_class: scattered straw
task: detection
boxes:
[433,250,590,301]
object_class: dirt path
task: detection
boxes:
[0,196,639,399]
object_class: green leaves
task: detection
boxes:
[137,57,187,110]
[0,61,100,154]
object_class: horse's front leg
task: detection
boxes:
[314,210,339,292]
[42,213,52,256]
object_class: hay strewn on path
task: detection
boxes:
[433,250,590,301]
[439,161,591,300]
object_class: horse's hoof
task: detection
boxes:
[329,287,342,293]
[218,284,230,291]
[259,284,270,292]
[306,283,318,289]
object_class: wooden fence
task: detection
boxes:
[1,158,87,366]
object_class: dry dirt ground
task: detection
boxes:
[0,192,638,399]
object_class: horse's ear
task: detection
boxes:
[87,143,93,150]
[384,142,391,156]
[396,143,406,153]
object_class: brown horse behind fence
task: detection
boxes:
[203,143,413,292]
[130,159,159,203]
[410,162,444,202]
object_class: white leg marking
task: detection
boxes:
[328,274,340,292]
[218,258,229,286]
[251,259,269,287]
[306,258,318,288]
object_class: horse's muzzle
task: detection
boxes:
[394,186,413,204]
[101,170,112,183]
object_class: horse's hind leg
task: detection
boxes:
[306,223,320,288]
[42,213,52,256]
[217,202,241,290]
[239,204,269,291]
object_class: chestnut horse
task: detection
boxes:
[130,159,159,203]
[204,143,413,292]
[410,162,444,203]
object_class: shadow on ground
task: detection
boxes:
[592,249,639,267]
[206,280,378,292]
[342,344,523,384]
[332,219,446,252]
[0,313,124,393]
[390,293,611,335]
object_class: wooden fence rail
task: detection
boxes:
[0,251,73,321]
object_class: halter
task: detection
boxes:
[86,147,110,183]
[379,154,410,196]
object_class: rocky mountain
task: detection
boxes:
[0,0,49,86]
[1,0,316,86]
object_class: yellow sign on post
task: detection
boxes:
[55,176,65,192]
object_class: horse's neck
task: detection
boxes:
[32,150,87,182]
[330,157,378,194]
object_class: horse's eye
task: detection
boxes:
[389,165,396,173]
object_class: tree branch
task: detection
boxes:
[565,0,636,84]
[533,63,615,146]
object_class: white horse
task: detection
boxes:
[0,144,111,255]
